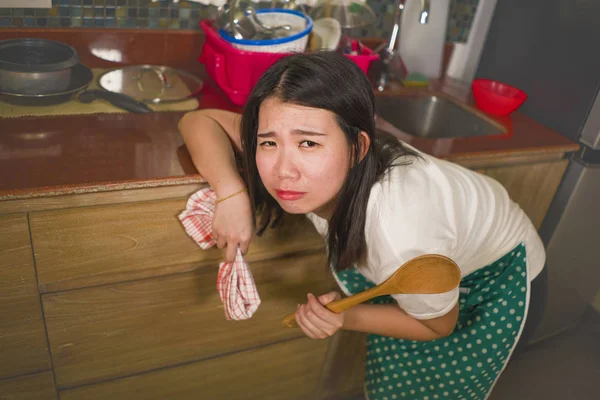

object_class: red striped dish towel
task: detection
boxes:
[178,187,261,320]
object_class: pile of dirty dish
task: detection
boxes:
[0,38,203,113]
[215,0,377,53]
[201,0,380,105]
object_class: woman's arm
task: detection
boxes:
[296,293,458,341]
[178,109,253,262]
[343,302,459,341]
[178,109,245,197]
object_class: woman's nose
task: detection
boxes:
[275,153,300,180]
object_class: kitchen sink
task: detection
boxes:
[374,94,506,138]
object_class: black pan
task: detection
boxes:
[0,63,152,114]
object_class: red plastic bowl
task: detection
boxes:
[472,78,527,116]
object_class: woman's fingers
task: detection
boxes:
[306,294,342,334]
[224,240,238,263]
[296,304,327,339]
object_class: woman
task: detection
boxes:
[179,52,546,400]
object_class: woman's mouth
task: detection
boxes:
[275,190,306,201]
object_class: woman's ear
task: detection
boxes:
[357,131,371,162]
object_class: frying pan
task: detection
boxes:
[0,63,152,114]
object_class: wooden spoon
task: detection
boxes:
[281,254,461,328]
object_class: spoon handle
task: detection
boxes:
[281,285,387,328]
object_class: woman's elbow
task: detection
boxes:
[424,304,459,339]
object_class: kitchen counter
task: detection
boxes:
[0,75,579,201]
[0,28,578,201]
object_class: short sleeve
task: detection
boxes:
[363,161,461,320]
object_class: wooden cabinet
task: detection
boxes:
[29,199,324,293]
[0,214,51,379]
[475,159,569,229]
[0,371,57,400]
[43,251,334,387]
[59,338,328,400]
[0,153,571,400]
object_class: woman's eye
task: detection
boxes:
[300,140,319,148]
[259,141,276,147]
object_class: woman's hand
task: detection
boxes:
[296,292,343,339]
[212,188,253,262]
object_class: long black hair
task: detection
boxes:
[240,51,419,272]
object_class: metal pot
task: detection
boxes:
[0,63,153,114]
[0,38,79,95]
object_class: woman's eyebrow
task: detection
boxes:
[292,129,326,136]
[257,130,327,138]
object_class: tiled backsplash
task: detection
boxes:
[0,0,479,43]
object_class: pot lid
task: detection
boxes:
[0,38,79,72]
[97,65,203,103]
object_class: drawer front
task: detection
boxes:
[30,198,325,293]
[43,251,336,387]
[60,338,328,400]
[0,371,57,400]
[0,214,51,378]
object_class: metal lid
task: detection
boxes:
[97,65,204,104]
[0,38,79,72]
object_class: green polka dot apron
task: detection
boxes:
[333,243,529,400]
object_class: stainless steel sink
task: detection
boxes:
[374,94,506,138]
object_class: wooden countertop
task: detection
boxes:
[0,29,579,202]
[0,76,579,201]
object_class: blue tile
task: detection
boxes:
[59,7,70,17]
[82,18,94,27]
[0,17,11,27]
[105,18,116,27]
[24,17,36,26]
[179,8,190,19]
[59,0,70,4]
[94,18,105,27]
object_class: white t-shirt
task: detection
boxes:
[306,148,545,320]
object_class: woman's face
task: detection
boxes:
[256,98,351,217]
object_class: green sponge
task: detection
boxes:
[401,72,430,87]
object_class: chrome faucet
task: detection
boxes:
[375,0,430,91]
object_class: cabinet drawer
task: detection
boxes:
[0,214,51,378]
[43,251,336,387]
[59,337,327,400]
[0,371,57,400]
[30,198,324,292]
